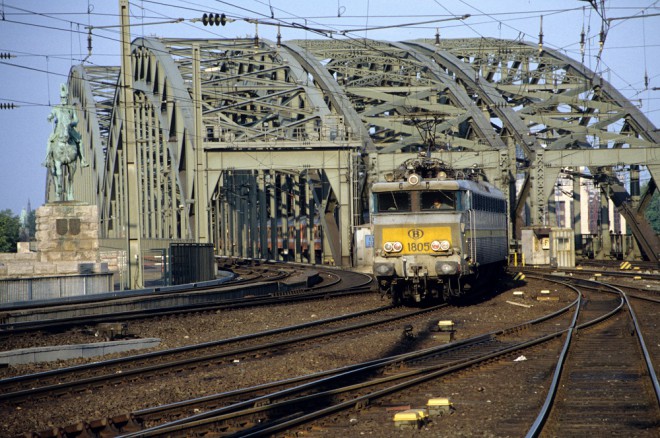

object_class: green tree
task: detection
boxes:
[0,209,20,252]
[643,189,660,234]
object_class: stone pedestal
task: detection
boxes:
[35,202,104,274]
[0,202,112,303]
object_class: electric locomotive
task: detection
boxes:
[371,156,508,304]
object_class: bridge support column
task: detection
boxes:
[572,172,582,254]
[120,0,142,289]
[598,187,612,258]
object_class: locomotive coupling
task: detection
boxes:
[435,261,459,275]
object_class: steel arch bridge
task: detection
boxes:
[49,36,660,288]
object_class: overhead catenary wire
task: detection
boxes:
[0,2,643,75]
[6,5,660,149]
[0,8,648,132]
[1,1,660,216]
[0,13,644,111]
[1,1,657,126]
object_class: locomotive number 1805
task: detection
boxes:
[408,242,432,252]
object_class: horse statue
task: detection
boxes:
[44,84,88,201]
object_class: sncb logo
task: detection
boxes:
[408,229,424,240]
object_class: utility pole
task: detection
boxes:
[192,44,209,243]
[119,0,143,288]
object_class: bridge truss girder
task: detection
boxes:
[118,37,366,267]
[58,36,660,281]
[207,148,357,266]
[418,37,659,261]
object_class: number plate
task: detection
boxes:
[381,226,451,254]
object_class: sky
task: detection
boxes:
[0,0,658,215]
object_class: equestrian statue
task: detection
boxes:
[43,83,89,201]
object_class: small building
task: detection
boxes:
[521,227,575,268]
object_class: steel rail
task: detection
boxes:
[622,289,660,405]
[117,283,582,437]
[524,273,658,437]
[137,312,578,437]
[0,304,440,403]
[0,268,366,334]
[510,265,660,281]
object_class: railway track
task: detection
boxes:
[577,259,659,272]
[0,303,442,405]
[0,265,270,329]
[128,286,580,436]
[15,277,577,436]
[0,265,372,335]
[511,264,660,282]
[525,273,660,437]
[9,270,658,436]
[93,273,659,437]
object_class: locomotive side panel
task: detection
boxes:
[464,210,508,266]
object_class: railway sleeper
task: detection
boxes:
[502,323,532,335]
[109,413,141,434]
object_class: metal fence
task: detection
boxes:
[169,243,215,285]
[0,273,114,304]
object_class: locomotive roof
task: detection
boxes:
[371,178,504,198]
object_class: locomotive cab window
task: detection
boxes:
[375,192,412,212]
[421,191,456,211]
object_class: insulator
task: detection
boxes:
[254,21,259,48]
[0,52,11,59]
[435,28,440,46]
[538,15,543,54]
[0,102,16,109]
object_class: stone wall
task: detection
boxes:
[0,202,107,279]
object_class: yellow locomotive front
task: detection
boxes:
[371,179,468,304]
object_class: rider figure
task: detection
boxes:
[44,84,89,169]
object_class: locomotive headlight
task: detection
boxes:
[440,263,456,274]
[430,240,451,252]
[407,173,420,185]
[383,241,402,253]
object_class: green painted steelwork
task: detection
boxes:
[51,36,660,273]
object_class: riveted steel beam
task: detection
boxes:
[67,35,660,266]
[289,39,501,154]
